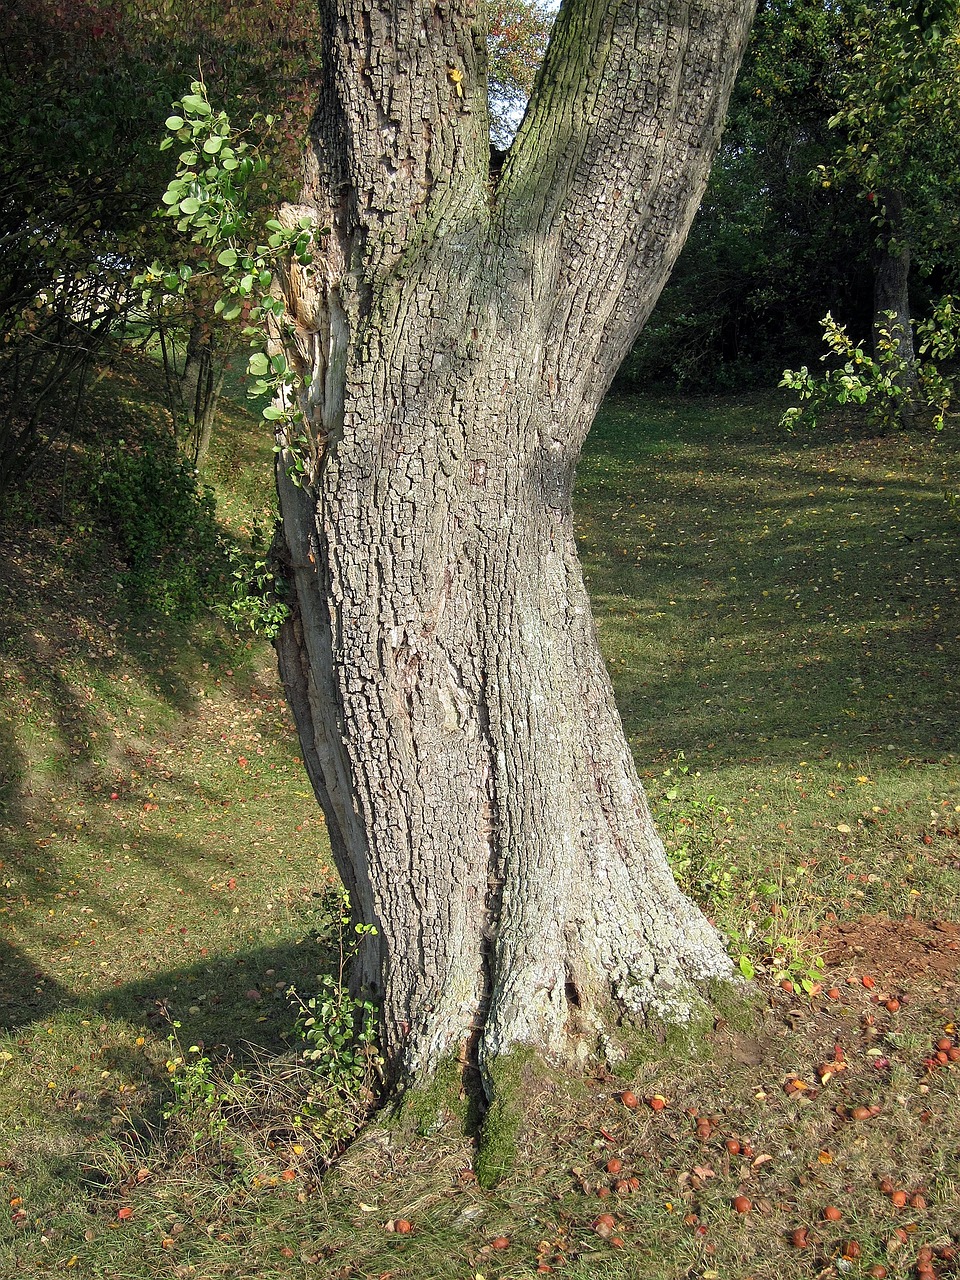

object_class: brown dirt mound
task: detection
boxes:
[814,915,960,992]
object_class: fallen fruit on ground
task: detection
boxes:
[732,1195,751,1213]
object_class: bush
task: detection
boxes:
[780,300,959,434]
[95,427,225,619]
[215,525,290,639]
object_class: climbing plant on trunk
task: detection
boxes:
[273,0,756,1089]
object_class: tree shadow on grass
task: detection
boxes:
[578,393,960,766]
[0,933,343,1156]
[0,930,334,1039]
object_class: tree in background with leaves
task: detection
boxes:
[619,0,873,389]
[0,0,322,500]
[620,0,960,397]
[819,0,960,413]
[486,0,554,147]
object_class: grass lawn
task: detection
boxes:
[0,364,957,1279]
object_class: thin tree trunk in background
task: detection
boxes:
[873,189,920,423]
[274,0,756,1086]
[180,322,223,467]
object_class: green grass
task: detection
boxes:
[0,365,958,1279]
[578,393,959,965]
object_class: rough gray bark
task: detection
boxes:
[273,0,756,1086]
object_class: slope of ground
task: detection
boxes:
[0,365,957,1279]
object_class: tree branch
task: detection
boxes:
[498,0,756,406]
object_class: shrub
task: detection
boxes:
[95,426,225,618]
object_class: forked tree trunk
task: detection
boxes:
[274,0,755,1085]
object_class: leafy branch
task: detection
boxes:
[780,303,958,433]
[138,77,323,485]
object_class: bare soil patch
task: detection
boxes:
[815,915,960,994]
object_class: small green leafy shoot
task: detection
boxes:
[138,77,326,486]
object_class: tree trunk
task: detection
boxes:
[179,322,224,467]
[274,0,755,1086]
[873,189,921,423]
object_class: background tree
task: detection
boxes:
[266,0,756,1107]
[0,0,322,498]
[821,0,960,406]
[486,0,555,147]
[620,0,960,394]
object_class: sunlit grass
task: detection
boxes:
[0,371,958,1278]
